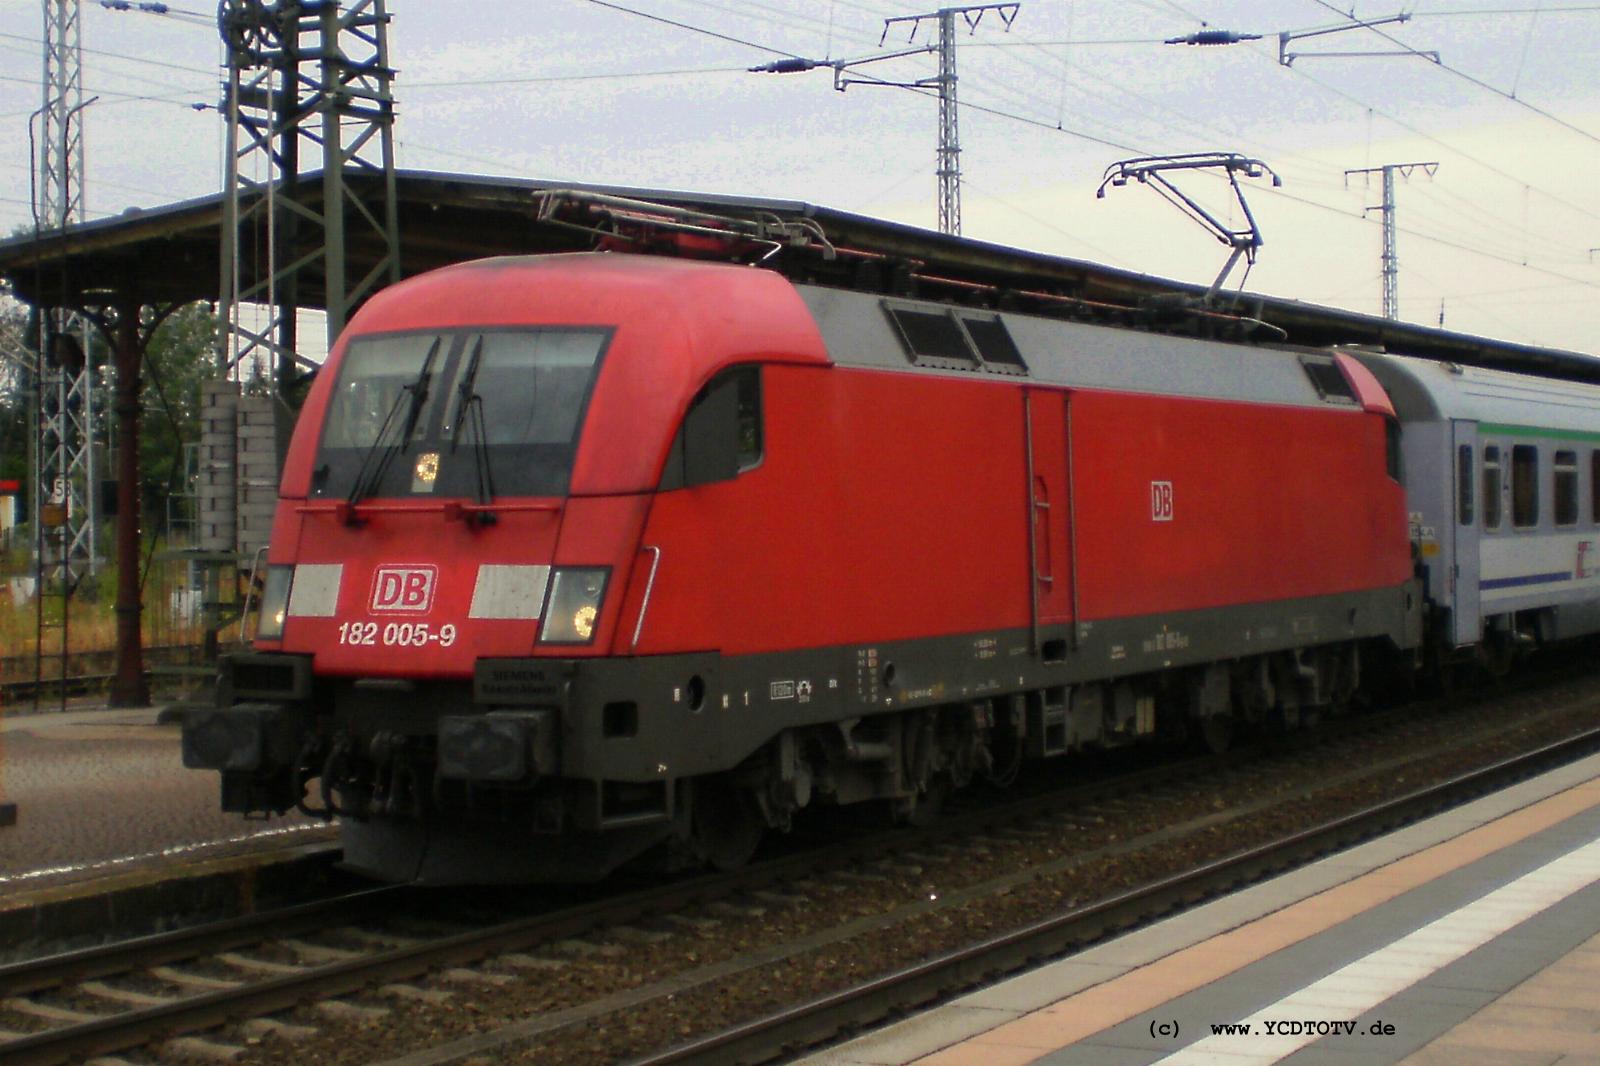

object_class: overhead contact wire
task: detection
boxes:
[1307,0,1600,146]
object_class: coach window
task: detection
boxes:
[658,366,762,490]
[1482,446,1502,530]
[1592,450,1600,524]
[1456,445,1474,525]
[1511,444,1539,528]
[1554,451,1578,527]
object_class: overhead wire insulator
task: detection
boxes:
[750,58,818,74]
[1164,29,1262,46]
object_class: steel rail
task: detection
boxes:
[0,642,221,673]
[0,875,386,996]
[0,643,222,701]
[625,724,1600,1066]
[0,672,117,701]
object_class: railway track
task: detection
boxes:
[0,747,1226,1065]
[0,645,232,705]
[2,672,1598,1064]
[0,673,119,704]
[0,887,405,1051]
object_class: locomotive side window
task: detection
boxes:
[1482,446,1502,530]
[1300,357,1357,403]
[1385,418,1401,481]
[659,366,762,491]
[1456,445,1474,526]
[1511,444,1539,528]
[734,369,763,470]
[1554,450,1578,527]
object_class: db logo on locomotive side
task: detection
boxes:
[370,565,438,613]
[1150,480,1175,522]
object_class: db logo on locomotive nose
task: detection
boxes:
[370,565,437,613]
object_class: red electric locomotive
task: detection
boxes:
[184,193,1421,882]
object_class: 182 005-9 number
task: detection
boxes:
[338,621,457,647]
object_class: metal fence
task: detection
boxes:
[0,535,255,697]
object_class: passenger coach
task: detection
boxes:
[1355,354,1600,665]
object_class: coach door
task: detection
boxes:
[1451,419,1482,645]
[1024,388,1075,651]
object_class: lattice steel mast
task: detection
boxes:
[1345,161,1438,321]
[217,0,401,391]
[881,4,1019,236]
[753,4,1017,236]
[935,8,960,235]
[34,0,98,581]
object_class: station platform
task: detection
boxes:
[799,751,1600,1066]
[0,699,326,896]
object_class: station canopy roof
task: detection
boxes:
[1,168,1595,382]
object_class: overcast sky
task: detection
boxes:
[2,1,1597,356]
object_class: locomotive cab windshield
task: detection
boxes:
[313,327,611,500]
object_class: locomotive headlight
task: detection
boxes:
[255,565,294,641]
[539,567,609,645]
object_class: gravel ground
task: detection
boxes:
[0,704,325,892]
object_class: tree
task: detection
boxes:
[138,302,219,535]
[0,283,222,542]
[0,286,33,503]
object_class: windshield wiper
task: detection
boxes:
[449,335,497,511]
[447,335,483,454]
[347,337,441,507]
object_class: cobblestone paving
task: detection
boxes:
[0,704,325,890]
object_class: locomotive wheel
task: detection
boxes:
[689,777,765,872]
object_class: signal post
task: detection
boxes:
[0,478,15,827]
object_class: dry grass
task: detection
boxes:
[0,545,224,683]
[1,600,117,654]
[0,597,120,680]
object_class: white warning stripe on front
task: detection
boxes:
[286,563,342,617]
[469,564,550,619]
[1153,834,1600,1064]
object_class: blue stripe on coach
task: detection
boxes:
[1480,571,1573,590]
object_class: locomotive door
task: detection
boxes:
[1451,419,1482,645]
[1024,388,1074,646]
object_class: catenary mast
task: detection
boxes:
[35,0,98,583]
